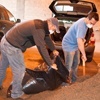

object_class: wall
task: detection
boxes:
[0,0,52,20]
[0,0,99,21]
[1,0,47,21]
[24,0,52,20]
[0,0,100,52]
[0,0,17,17]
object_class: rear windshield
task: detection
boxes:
[54,1,93,16]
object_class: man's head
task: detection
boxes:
[47,18,60,34]
[86,12,99,28]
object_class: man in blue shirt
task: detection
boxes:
[62,12,99,83]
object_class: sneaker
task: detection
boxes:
[13,94,32,100]
[0,86,3,90]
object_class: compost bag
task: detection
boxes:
[7,56,69,97]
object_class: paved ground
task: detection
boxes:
[0,47,99,100]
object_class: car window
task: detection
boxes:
[0,6,16,22]
[6,10,16,22]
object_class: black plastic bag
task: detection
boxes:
[25,56,69,90]
[7,56,69,97]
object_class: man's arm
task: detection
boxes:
[77,38,87,61]
[32,30,58,70]
[45,34,56,51]
[45,35,59,56]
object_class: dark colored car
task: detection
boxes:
[0,4,21,41]
[49,0,97,62]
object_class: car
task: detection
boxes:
[48,0,97,62]
[0,4,21,41]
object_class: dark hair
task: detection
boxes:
[88,12,99,21]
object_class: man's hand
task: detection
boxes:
[53,50,59,56]
[81,54,87,62]
[51,64,58,70]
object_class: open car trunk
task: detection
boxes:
[48,0,97,62]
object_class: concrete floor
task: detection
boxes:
[24,47,99,77]
[0,47,99,100]
[0,46,99,78]
[93,52,100,64]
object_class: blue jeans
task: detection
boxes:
[0,36,25,98]
[63,50,80,82]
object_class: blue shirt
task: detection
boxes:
[62,18,88,52]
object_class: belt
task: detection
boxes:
[5,35,19,49]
